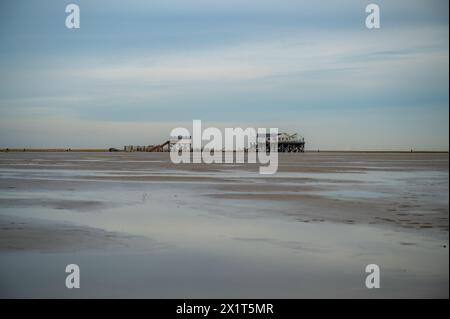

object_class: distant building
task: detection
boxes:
[124,132,305,152]
[257,132,305,152]
[169,135,192,152]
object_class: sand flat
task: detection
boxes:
[0,215,155,252]
[0,152,448,298]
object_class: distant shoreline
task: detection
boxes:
[0,148,448,154]
[0,148,109,152]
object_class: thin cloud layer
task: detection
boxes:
[0,0,448,150]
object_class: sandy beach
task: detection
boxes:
[0,214,154,252]
[0,152,448,298]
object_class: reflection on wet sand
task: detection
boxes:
[0,152,448,298]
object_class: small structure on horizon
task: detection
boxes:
[256,132,305,153]
[124,132,305,152]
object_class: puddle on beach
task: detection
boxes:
[315,190,388,199]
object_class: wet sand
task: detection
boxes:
[0,214,154,252]
[0,152,448,298]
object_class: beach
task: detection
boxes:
[0,152,448,298]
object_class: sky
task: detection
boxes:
[0,0,448,150]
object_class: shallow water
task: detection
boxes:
[0,152,448,298]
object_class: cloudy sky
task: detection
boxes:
[0,0,448,150]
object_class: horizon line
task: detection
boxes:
[0,148,448,154]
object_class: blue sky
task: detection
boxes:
[0,0,448,150]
